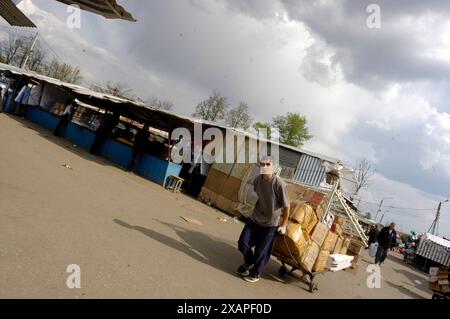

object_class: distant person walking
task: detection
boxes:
[366,225,380,248]
[374,222,397,265]
[236,156,290,283]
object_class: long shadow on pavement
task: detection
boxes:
[113,218,285,285]
[154,219,304,286]
[390,268,431,295]
[384,280,427,299]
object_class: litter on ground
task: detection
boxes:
[180,216,203,226]
[62,164,73,170]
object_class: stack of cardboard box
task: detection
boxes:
[429,266,450,293]
[273,199,365,275]
[273,201,319,271]
[345,238,365,271]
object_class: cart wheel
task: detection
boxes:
[278,266,288,277]
[432,293,439,300]
[309,283,318,293]
[303,274,311,284]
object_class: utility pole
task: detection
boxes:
[20,32,38,69]
[428,200,448,236]
[375,199,384,221]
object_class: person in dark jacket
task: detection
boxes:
[89,111,120,155]
[53,98,76,137]
[366,225,379,248]
[126,124,150,172]
[375,222,397,265]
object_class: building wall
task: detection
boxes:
[293,154,326,187]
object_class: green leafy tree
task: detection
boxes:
[253,121,271,140]
[272,112,312,147]
[192,90,228,122]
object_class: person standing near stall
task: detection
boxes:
[126,124,150,172]
[89,110,120,155]
[53,98,76,137]
[0,86,4,113]
[13,83,31,116]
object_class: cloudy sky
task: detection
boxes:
[2,0,450,236]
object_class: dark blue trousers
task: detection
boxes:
[238,218,277,276]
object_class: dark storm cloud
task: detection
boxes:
[225,0,450,89]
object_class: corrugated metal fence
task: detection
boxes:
[416,238,450,266]
[293,154,326,187]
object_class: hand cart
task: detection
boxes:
[272,231,328,293]
[431,289,450,299]
[272,249,327,293]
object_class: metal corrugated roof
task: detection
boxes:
[293,153,326,187]
[416,237,450,266]
[0,0,36,27]
[0,62,346,166]
[56,0,136,21]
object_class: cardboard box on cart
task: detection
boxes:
[347,238,365,256]
[313,250,330,272]
[322,231,338,252]
[299,241,321,273]
[333,237,344,254]
[310,222,329,247]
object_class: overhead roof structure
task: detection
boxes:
[0,0,36,27]
[55,0,136,21]
[0,62,343,166]
[0,0,135,28]
[0,62,192,131]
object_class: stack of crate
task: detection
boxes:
[429,266,450,293]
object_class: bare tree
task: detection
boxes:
[354,158,375,196]
[27,46,46,72]
[146,96,174,111]
[43,58,82,84]
[192,90,228,122]
[90,81,135,100]
[226,101,252,129]
[3,36,24,65]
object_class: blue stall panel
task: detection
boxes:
[136,155,182,186]
[65,123,96,150]
[165,162,183,186]
[100,139,133,169]
[25,105,59,131]
[23,105,182,187]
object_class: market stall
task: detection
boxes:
[0,63,185,187]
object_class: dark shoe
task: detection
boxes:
[243,274,260,283]
[236,263,252,276]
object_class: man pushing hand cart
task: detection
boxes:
[236,155,291,283]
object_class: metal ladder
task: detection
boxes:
[335,190,368,247]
